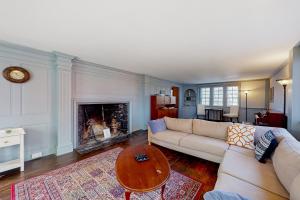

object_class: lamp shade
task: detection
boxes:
[276,79,290,86]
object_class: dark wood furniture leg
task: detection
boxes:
[125,191,131,200]
[221,110,223,121]
[161,184,166,200]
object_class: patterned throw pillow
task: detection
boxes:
[227,124,255,149]
[255,130,278,163]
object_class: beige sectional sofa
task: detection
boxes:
[148,117,300,200]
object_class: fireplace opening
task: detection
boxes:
[76,103,129,152]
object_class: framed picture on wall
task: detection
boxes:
[269,87,274,103]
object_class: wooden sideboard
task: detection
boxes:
[151,95,178,120]
[255,112,287,128]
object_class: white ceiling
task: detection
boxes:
[1,0,300,84]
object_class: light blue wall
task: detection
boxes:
[270,45,300,140]
[290,46,300,139]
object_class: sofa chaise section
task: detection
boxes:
[214,173,288,200]
[219,149,289,199]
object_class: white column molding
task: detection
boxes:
[53,51,75,155]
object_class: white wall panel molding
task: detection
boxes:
[73,61,145,132]
[54,52,75,156]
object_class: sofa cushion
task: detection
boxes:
[151,130,189,146]
[290,173,300,200]
[254,126,296,144]
[180,134,229,157]
[164,117,193,133]
[219,150,288,198]
[215,173,288,200]
[229,145,255,157]
[192,119,232,140]
[272,138,300,192]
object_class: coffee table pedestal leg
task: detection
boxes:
[161,184,166,200]
[125,191,131,200]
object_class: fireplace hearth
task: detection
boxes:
[76,102,129,153]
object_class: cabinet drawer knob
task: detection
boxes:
[4,141,9,143]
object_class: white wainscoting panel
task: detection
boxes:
[21,66,49,115]
[0,42,56,162]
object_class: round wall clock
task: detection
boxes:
[2,66,30,83]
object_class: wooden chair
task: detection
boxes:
[197,104,206,119]
[223,106,239,122]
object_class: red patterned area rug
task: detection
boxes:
[11,147,202,200]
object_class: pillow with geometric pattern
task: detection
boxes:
[255,130,278,163]
[227,124,256,150]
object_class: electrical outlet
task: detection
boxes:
[31,152,42,159]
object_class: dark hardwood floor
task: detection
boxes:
[0,131,219,200]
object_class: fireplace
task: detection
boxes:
[75,102,129,153]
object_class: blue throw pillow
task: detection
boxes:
[148,118,166,134]
[255,130,278,163]
[204,190,249,200]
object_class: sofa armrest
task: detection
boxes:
[147,126,153,145]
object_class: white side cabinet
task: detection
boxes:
[0,128,26,172]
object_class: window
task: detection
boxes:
[227,86,239,106]
[201,88,210,106]
[213,87,223,106]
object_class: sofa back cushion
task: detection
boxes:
[164,117,193,133]
[272,138,300,192]
[290,173,300,200]
[254,126,296,144]
[192,119,232,140]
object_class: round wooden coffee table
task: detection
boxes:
[115,145,170,200]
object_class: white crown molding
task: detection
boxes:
[0,41,54,66]
[73,59,141,76]
[73,59,144,82]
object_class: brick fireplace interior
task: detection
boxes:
[76,103,129,153]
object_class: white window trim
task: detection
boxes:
[200,87,210,106]
[213,87,224,106]
[227,86,239,106]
